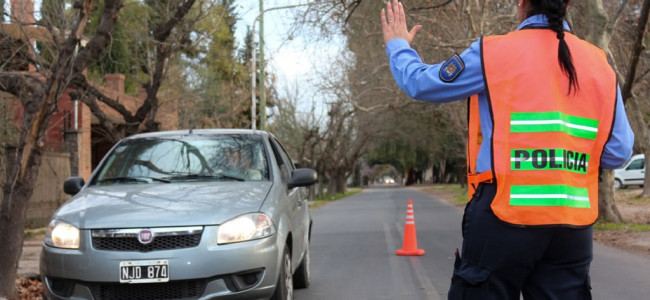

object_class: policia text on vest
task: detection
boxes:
[512,148,588,174]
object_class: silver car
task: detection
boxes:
[40,129,316,300]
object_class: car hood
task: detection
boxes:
[54,182,272,229]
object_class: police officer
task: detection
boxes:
[381,0,634,299]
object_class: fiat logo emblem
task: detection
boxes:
[138,229,154,245]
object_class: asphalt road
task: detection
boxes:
[295,185,650,300]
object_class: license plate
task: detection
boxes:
[119,260,169,283]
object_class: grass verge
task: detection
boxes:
[430,184,468,206]
[310,188,362,209]
[24,228,46,239]
[594,222,650,232]
[428,185,650,233]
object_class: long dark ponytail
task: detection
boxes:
[528,0,578,94]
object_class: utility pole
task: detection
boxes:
[249,1,326,131]
[258,0,267,130]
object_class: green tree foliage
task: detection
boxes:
[82,0,148,93]
[200,1,238,80]
[40,0,65,28]
[179,0,254,129]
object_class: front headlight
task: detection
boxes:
[45,220,80,249]
[217,213,276,245]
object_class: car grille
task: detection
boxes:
[89,280,206,300]
[91,227,203,252]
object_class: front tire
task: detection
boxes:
[271,247,293,300]
[293,239,310,289]
[614,179,625,189]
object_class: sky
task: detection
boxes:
[234,0,347,117]
[234,1,312,81]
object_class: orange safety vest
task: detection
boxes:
[467,29,617,226]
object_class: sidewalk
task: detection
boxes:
[18,236,43,278]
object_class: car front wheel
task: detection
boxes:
[614,179,624,189]
[271,246,293,300]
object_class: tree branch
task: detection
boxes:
[69,74,137,123]
[152,0,196,41]
[132,0,196,133]
[73,89,122,142]
[622,0,650,102]
[0,73,45,100]
[73,0,124,74]
[344,0,362,24]
[410,0,453,11]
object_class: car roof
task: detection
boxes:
[123,129,274,140]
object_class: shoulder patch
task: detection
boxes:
[439,53,465,82]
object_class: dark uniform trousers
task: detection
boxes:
[448,183,593,300]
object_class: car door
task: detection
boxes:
[269,138,308,265]
[623,157,645,186]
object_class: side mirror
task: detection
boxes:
[63,177,85,195]
[287,168,318,189]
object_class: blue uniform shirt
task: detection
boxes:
[386,15,634,172]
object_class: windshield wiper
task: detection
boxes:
[97,176,171,184]
[217,173,246,181]
[166,173,245,182]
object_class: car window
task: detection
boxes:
[269,138,295,180]
[93,135,269,184]
[627,159,645,171]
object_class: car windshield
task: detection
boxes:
[93,134,269,185]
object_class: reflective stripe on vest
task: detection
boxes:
[510,112,599,140]
[510,185,590,208]
[470,29,617,226]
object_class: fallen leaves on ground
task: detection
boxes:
[15,277,42,300]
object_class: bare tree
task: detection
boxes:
[570,0,625,222]
[619,0,650,199]
[0,0,211,296]
[269,81,326,196]
[0,1,123,296]
[570,0,650,221]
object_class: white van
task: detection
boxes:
[614,154,645,189]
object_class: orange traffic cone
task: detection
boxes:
[396,199,425,256]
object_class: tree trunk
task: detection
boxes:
[618,0,650,199]
[335,171,347,194]
[317,174,324,199]
[643,148,650,198]
[326,168,347,197]
[580,0,624,222]
[0,147,41,298]
[598,170,625,222]
[627,96,650,197]
[0,1,121,297]
[0,190,29,299]
[327,169,338,198]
